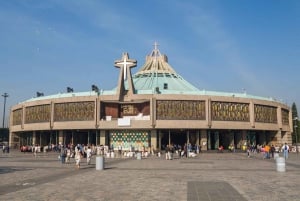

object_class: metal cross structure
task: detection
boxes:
[2,92,9,128]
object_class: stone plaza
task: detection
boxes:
[0,150,299,201]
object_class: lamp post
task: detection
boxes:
[2,92,9,128]
[294,117,298,156]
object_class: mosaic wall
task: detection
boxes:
[156,100,205,120]
[25,105,51,123]
[54,102,94,121]
[281,109,289,125]
[254,104,277,123]
[110,130,149,150]
[211,102,250,121]
[12,108,22,125]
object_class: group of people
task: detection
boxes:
[247,143,290,159]
[2,144,9,153]
[163,143,201,159]
[59,144,93,169]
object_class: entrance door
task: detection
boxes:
[160,130,187,150]
[208,130,219,150]
[171,132,187,147]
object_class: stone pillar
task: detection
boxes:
[32,131,36,145]
[150,130,157,150]
[200,130,207,151]
[58,130,64,145]
[228,131,234,147]
[196,130,200,146]
[158,130,162,151]
[241,130,247,147]
[250,101,255,128]
[168,130,171,146]
[235,132,242,149]
[100,130,106,145]
[71,131,74,145]
[277,107,282,130]
[95,130,99,145]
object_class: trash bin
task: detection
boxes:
[96,156,104,170]
[137,152,142,160]
[276,157,286,172]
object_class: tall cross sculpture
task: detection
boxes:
[114,52,137,99]
[114,52,137,80]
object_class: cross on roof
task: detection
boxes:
[154,41,159,50]
[114,52,137,80]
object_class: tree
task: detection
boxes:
[291,102,299,144]
[292,102,298,122]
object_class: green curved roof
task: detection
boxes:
[131,45,200,93]
[21,44,284,104]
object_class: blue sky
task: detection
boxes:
[0,0,299,126]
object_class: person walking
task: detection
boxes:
[75,147,82,169]
[165,145,170,160]
[65,147,71,164]
[86,146,92,165]
[281,143,290,160]
[264,144,270,159]
[270,144,275,159]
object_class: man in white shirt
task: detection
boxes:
[281,143,289,159]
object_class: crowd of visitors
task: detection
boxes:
[245,143,290,159]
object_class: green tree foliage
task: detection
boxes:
[292,102,298,121]
[291,102,299,144]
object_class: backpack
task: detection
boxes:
[284,145,287,150]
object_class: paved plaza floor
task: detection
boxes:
[0,150,299,201]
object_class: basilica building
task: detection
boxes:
[9,44,292,151]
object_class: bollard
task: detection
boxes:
[137,152,142,160]
[96,156,104,170]
[276,157,286,172]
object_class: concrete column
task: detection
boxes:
[228,131,234,147]
[71,131,74,145]
[241,130,247,147]
[100,130,106,145]
[150,130,157,150]
[250,101,255,128]
[200,130,207,151]
[95,130,100,145]
[235,132,242,149]
[32,131,36,145]
[39,132,42,146]
[158,130,162,150]
[58,130,64,145]
[196,130,200,146]
[277,106,282,130]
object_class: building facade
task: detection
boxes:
[9,45,292,151]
